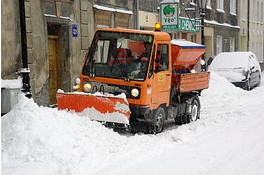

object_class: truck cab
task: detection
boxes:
[81,29,172,124]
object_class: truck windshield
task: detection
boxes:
[82,31,153,81]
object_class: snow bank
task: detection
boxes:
[1,95,127,163]
[1,71,263,175]
[201,71,247,107]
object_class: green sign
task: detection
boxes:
[179,17,200,32]
[160,2,179,32]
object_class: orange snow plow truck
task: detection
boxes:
[57,27,210,134]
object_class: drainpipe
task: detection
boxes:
[136,0,139,29]
[19,0,32,98]
[247,0,250,51]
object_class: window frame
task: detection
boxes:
[206,0,212,9]
[230,0,236,15]
[216,35,223,55]
[217,0,224,12]
[155,44,169,72]
[230,37,235,52]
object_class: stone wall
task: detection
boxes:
[1,0,136,106]
[1,0,22,79]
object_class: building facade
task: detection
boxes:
[1,0,135,106]
[138,0,160,30]
[248,0,264,68]
[238,0,248,52]
[203,0,240,66]
[1,0,264,106]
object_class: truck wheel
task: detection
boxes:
[175,115,189,125]
[189,96,201,122]
[175,116,182,125]
[150,107,165,134]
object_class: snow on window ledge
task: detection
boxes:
[216,9,225,13]
[190,2,196,6]
[230,13,237,16]
[206,6,212,10]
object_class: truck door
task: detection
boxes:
[151,43,171,106]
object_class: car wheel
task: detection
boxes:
[256,75,261,87]
[150,107,165,134]
[246,79,251,91]
[189,96,201,122]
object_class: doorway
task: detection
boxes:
[48,35,62,105]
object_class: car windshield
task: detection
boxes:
[82,31,153,81]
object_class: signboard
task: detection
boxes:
[179,17,200,32]
[160,2,179,32]
[72,24,78,37]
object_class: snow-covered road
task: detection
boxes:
[1,72,264,175]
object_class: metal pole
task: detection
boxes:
[136,0,139,29]
[200,8,206,71]
[19,0,32,98]
[247,0,250,51]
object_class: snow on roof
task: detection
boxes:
[171,39,205,49]
[93,4,133,14]
[1,77,22,89]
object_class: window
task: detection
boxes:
[257,2,260,22]
[242,0,246,20]
[190,0,196,6]
[252,0,256,22]
[216,35,222,55]
[217,0,224,11]
[182,33,187,40]
[261,3,264,23]
[206,0,211,9]
[230,0,236,15]
[155,44,169,72]
[191,35,196,43]
[230,37,235,52]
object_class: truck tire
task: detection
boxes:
[175,115,189,125]
[149,107,165,134]
[189,95,201,122]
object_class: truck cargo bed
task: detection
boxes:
[172,72,210,93]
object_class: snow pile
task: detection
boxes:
[1,72,263,175]
[1,95,128,164]
[201,71,247,107]
[1,95,171,174]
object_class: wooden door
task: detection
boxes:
[48,36,61,105]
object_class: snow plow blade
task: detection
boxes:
[57,92,130,126]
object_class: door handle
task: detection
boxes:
[166,74,171,76]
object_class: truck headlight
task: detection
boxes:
[83,83,92,92]
[131,88,139,97]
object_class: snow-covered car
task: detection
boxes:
[209,52,261,90]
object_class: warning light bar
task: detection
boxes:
[155,22,161,31]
